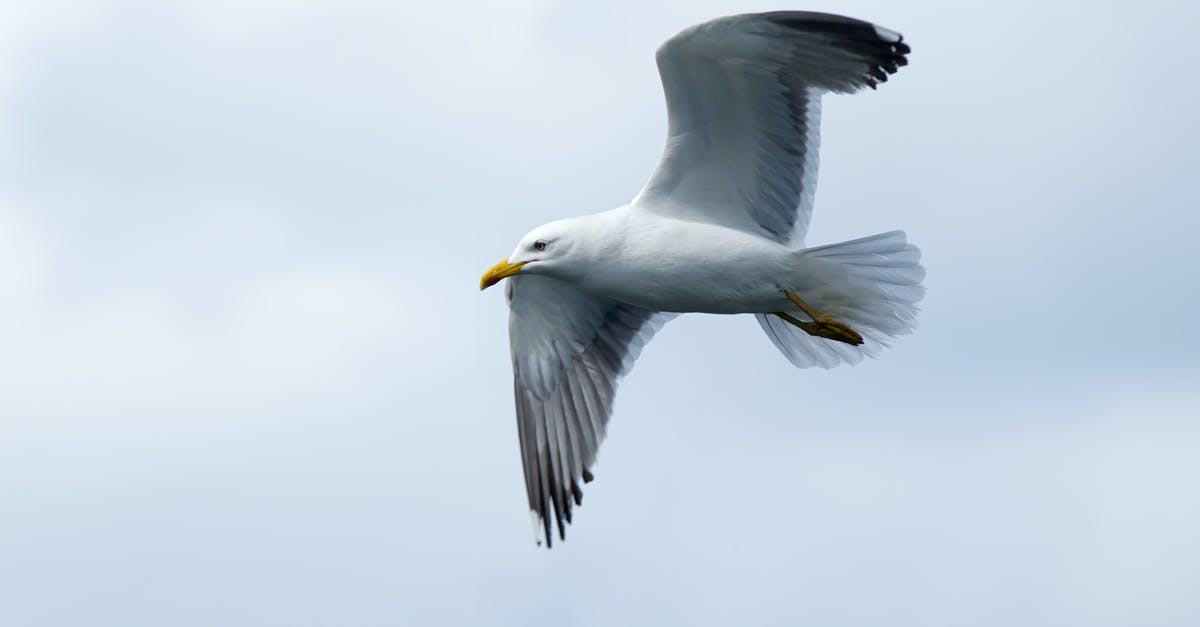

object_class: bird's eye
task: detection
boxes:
[533,240,548,252]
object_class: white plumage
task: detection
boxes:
[480,11,923,546]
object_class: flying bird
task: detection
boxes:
[480,11,924,547]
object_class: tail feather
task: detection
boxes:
[757,230,924,369]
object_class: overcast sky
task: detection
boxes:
[2,1,1198,625]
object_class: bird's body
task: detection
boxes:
[550,206,797,314]
[479,11,924,547]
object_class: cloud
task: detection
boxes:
[1,1,1197,626]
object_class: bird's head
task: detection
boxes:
[479,220,580,291]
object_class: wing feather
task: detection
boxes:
[507,275,673,546]
[634,11,909,244]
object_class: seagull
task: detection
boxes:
[480,11,924,547]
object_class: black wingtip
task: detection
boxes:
[763,11,910,93]
[765,10,878,35]
[553,494,567,540]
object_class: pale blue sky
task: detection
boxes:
[2,1,1197,625]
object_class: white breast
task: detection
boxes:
[576,208,796,314]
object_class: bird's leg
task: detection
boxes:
[773,290,864,346]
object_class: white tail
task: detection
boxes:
[756,230,925,368]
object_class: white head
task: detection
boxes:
[479,219,588,290]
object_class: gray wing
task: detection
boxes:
[633,11,910,244]
[506,275,673,547]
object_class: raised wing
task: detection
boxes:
[633,11,910,244]
[506,275,672,547]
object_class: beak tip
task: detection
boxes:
[479,258,523,292]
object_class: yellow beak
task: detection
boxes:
[479,258,527,291]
